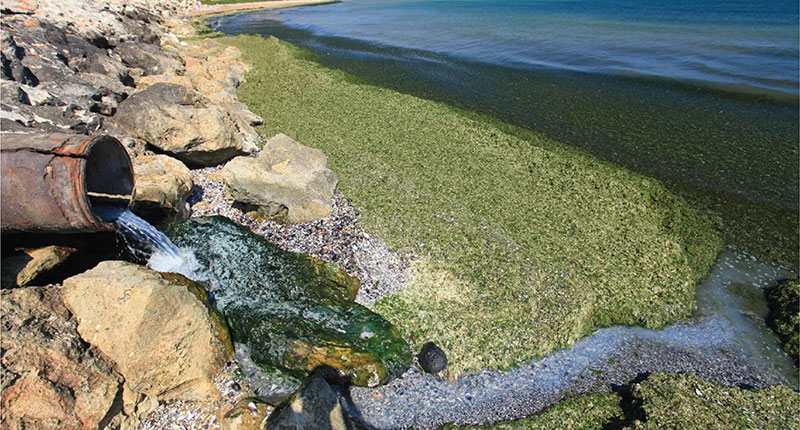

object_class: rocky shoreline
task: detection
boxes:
[1,1,798,429]
[2,0,404,428]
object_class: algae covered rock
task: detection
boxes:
[166,216,411,387]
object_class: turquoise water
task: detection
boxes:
[221,0,799,98]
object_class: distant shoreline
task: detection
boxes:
[190,0,340,18]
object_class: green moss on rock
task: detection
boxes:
[166,216,411,386]
[766,278,800,364]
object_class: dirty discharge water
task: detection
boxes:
[344,252,798,429]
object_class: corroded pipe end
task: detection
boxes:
[1,133,134,233]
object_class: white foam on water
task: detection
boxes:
[147,248,208,282]
[114,209,207,281]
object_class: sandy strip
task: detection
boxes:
[189,0,338,17]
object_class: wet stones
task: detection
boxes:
[418,342,448,374]
[165,216,412,387]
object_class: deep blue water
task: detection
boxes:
[230,0,799,97]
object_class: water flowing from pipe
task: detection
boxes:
[109,208,206,281]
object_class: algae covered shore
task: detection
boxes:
[216,33,722,373]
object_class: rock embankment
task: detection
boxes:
[1,0,263,223]
[0,0,265,428]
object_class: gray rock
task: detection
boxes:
[115,41,183,76]
[112,83,259,165]
[19,84,52,106]
[266,375,353,430]
[221,134,338,224]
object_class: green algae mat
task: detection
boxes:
[167,216,411,386]
[441,372,799,429]
[222,34,721,374]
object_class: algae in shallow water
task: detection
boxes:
[166,216,411,386]
[636,372,799,429]
[220,34,721,373]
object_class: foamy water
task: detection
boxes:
[112,209,207,281]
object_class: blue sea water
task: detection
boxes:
[233,0,799,97]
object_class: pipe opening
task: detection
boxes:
[85,137,134,222]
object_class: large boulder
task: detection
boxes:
[61,261,234,401]
[112,83,259,165]
[1,286,122,430]
[222,134,338,224]
[132,154,194,223]
[166,216,411,387]
[265,374,352,430]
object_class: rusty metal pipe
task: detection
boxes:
[1,133,134,233]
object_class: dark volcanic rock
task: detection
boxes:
[418,342,448,374]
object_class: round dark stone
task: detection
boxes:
[418,342,447,374]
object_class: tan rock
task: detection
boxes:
[1,286,122,430]
[133,154,194,222]
[62,261,234,402]
[113,83,259,166]
[222,134,338,224]
[1,245,76,288]
[136,73,193,90]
